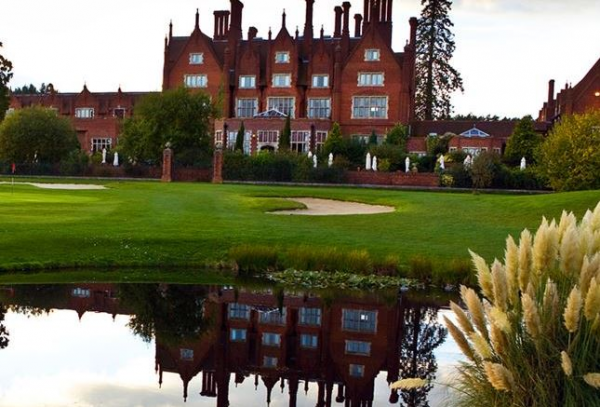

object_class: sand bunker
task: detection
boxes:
[271,197,394,216]
[1,182,106,190]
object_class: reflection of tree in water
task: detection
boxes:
[0,303,8,349]
[397,299,447,407]
[119,284,211,346]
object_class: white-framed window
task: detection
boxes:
[75,107,94,119]
[315,131,327,152]
[228,303,250,320]
[259,307,286,324]
[180,349,194,361]
[230,328,247,342]
[227,131,238,150]
[291,131,310,153]
[263,356,278,368]
[275,51,290,63]
[262,332,281,347]
[92,138,112,152]
[72,288,91,298]
[299,307,322,326]
[236,98,258,118]
[352,96,388,119]
[349,364,365,378]
[358,72,384,86]
[493,147,501,154]
[308,98,331,119]
[184,74,208,88]
[215,130,223,144]
[113,107,125,119]
[272,73,291,88]
[364,49,380,61]
[268,97,295,118]
[239,75,256,88]
[345,340,371,356]
[312,74,329,88]
[342,309,377,333]
[257,130,279,144]
[189,53,204,65]
[300,334,318,349]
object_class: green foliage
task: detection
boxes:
[368,130,378,146]
[279,116,291,151]
[0,41,13,122]
[119,87,215,166]
[538,111,600,191]
[426,133,453,156]
[11,83,54,95]
[504,115,543,165]
[323,122,344,156]
[408,255,434,283]
[415,0,463,120]
[59,150,90,176]
[471,151,501,189]
[369,143,406,171]
[385,123,409,152]
[229,244,279,275]
[0,106,78,164]
[235,121,245,151]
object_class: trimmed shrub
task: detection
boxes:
[229,244,278,275]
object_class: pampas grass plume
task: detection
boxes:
[583,373,600,389]
[522,293,541,339]
[505,235,519,306]
[560,225,582,276]
[584,277,600,321]
[470,331,493,360]
[518,229,533,291]
[462,287,489,340]
[484,362,515,392]
[561,351,573,377]
[564,286,582,333]
[470,250,494,301]
[390,378,428,390]
[450,301,474,335]
[444,316,476,362]
[492,259,508,311]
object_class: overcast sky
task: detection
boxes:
[1,0,598,118]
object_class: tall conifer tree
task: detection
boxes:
[0,41,14,122]
[415,0,463,120]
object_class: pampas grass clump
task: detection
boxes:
[447,202,600,407]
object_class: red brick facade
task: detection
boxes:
[9,86,155,153]
[163,0,417,152]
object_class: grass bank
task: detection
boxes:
[0,177,598,276]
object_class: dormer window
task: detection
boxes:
[275,51,290,63]
[75,108,94,119]
[312,74,329,88]
[239,75,256,89]
[189,53,204,65]
[364,49,380,61]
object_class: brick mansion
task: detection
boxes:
[8,0,600,157]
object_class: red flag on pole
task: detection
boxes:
[11,163,16,174]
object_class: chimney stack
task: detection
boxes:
[334,6,343,37]
[248,27,258,41]
[304,0,315,39]
[548,79,555,104]
[342,2,351,38]
[354,14,362,37]
[409,17,417,45]
[195,8,199,30]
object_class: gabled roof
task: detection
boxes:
[254,109,287,118]
[460,127,490,138]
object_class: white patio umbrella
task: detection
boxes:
[372,156,378,172]
[405,156,410,173]
[328,153,333,167]
[101,148,107,164]
[365,152,372,170]
[113,152,119,167]
[312,154,317,168]
[520,157,527,171]
[439,154,445,170]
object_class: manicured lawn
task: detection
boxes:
[0,178,598,274]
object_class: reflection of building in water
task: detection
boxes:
[154,287,420,407]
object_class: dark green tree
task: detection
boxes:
[0,41,14,122]
[415,0,464,120]
[119,87,216,166]
[503,115,543,165]
[385,123,409,153]
[235,121,245,151]
[0,106,78,163]
[279,115,291,150]
[323,122,345,156]
[368,130,378,146]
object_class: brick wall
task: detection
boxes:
[346,171,439,187]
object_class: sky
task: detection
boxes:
[1,0,599,118]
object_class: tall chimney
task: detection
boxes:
[342,2,351,38]
[363,0,369,23]
[282,9,287,28]
[548,79,555,104]
[195,8,199,30]
[354,14,362,37]
[334,6,343,37]
[386,0,393,22]
[409,17,417,45]
[229,0,243,40]
[213,11,220,38]
[304,0,315,40]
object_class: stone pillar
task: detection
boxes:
[161,145,173,182]
[212,145,224,184]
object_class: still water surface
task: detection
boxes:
[0,284,462,407]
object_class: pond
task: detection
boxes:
[0,283,463,407]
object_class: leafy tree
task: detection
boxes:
[368,130,378,146]
[426,132,453,156]
[0,41,13,122]
[119,87,216,166]
[0,303,8,349]
[279,115,291,151]
[235,121,245,151]
[415,0,464,120]
[503,115,543,165]
[323,122,345,156]
[538,111,600,191]
[471,151,500,189]
[0,106,78,164]
[385,123,409,152]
